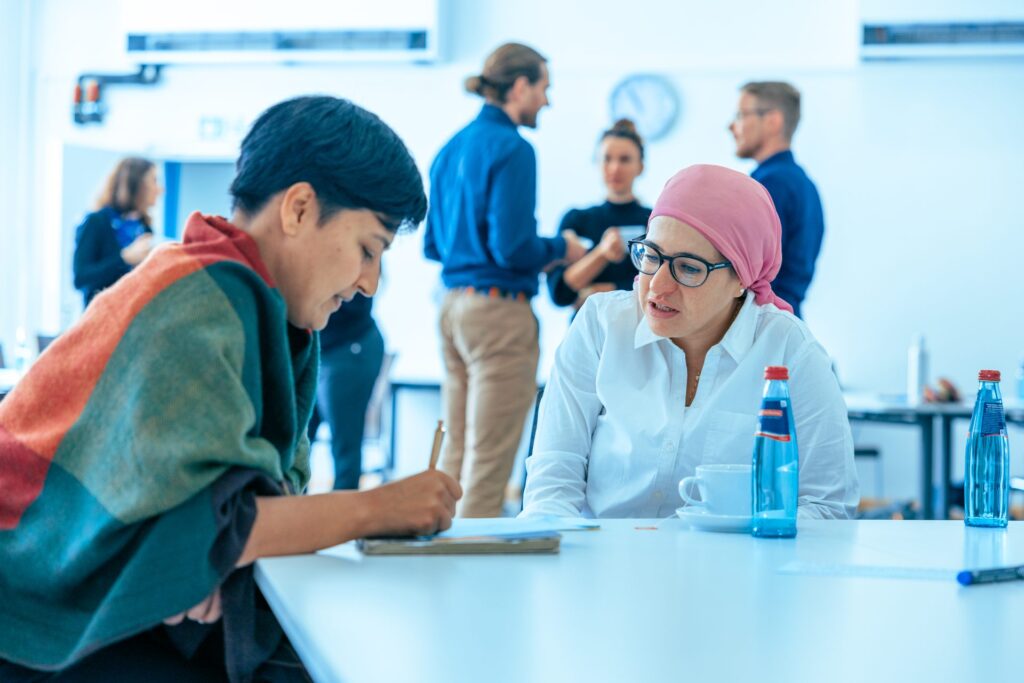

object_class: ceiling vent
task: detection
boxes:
[862,21,1024,59]
[121,0,439,64]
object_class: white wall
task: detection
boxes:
[171,162,236,234]
[5,0,861,372]
[0,0,35,361]
[3,0,1024,500]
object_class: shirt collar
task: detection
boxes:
[603,198,641,210]
[755,149,794,170]
[633,307,661,349]
[476,103,517,128]
[719,292,758,362]
[632,290,758,360]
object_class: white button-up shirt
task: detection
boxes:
[521,290,859,519]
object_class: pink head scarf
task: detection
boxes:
[648,164,793,314]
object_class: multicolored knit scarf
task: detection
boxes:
[0,212,318,672]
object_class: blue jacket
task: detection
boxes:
[752,150,824,319]
[424,104,565,297]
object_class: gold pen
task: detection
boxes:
[428,419,446,470]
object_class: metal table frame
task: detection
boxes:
[382,383,1024,520]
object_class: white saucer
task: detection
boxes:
[676,507,752,533]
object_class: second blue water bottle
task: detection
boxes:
[964,369,1010,528]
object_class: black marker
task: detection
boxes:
[957,564,1024,586]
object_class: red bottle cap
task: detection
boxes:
[764,366,789,380]
[978,370,1000,382]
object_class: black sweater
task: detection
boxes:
[546,199,652,307]
[318,293,375,351]
[72,209,152,306]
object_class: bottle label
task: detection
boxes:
[756,399,791,442]
[980,402,1006,436]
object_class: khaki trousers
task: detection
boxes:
[439,290,539,518]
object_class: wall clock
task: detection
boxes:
[609,74,680,142]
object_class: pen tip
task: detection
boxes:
[956,571,972,586]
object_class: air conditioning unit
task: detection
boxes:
[121,0,439,64]
[860,0,1024,59]
[862,21,1024,59]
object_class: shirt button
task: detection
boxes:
[653,491,663,500]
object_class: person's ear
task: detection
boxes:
[278,182,317,237]
[765,109,785,138]
[510,75,531,103]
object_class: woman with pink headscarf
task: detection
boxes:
[521,164,858,519]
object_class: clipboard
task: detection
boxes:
[357,530,561,556]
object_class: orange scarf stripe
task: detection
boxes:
[0,248,206,462]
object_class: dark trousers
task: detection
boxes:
[0,626,309,683]
[311,323,385,490]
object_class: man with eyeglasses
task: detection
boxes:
[729,81,824,319]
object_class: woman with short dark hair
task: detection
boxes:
[1,96,460,681]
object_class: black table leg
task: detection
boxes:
[940,415,954,520]
[920,414,934,519]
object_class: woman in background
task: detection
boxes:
[72,157,161,307]
[546,119,652,311]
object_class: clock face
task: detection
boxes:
[609,74,680,142]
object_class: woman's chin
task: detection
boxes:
[645,314,681,338]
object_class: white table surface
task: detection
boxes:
[255,519,1024,683]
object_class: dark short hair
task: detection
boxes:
[741,81,801,141]
[230,96,426,232]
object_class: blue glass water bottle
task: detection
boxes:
[752,366,798,538]
[964,369,1010,528]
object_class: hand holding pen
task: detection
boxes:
[357,419,461,537]
[429,419,445,470]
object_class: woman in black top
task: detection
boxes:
[547,119,652,310]
[72,157,161,307]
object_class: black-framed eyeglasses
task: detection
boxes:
[628,238,732,288]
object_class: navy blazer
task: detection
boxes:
[72,209,152,306]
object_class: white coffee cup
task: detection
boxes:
[678,464,752,516]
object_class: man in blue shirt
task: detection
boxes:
[729,81,824,319]
[424,43,585,517]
